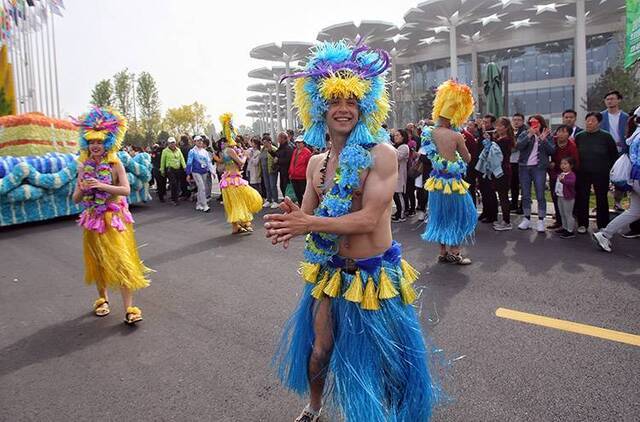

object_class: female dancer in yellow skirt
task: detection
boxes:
[215,113,263,234]
[72,107,150,325]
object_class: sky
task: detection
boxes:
[56,0,418,128]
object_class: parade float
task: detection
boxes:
[0,112,152,226]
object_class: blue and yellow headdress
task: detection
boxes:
[282,39,391,149]
[74,107,127,163]
[219,112,237,147]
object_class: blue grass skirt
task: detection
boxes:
[274,242,436,421]
[422,190,477,246]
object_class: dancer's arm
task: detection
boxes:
[72,166,84,203]
[456,133,471,163]
[84,161,131,197]
[227,148,245,167]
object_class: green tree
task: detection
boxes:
[237,124,251,135]
[136,71,161,142]
[586,65,640,113]
[90,79,113,107]
[0,88,13,116]
[416,86,436,122]
[163,102,212,136]
[113,68,133,120]
[157,130,170,144]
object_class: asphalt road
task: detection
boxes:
[1,200,638,422]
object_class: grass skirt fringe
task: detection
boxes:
[275,246,436,421]
[422,190,477,246]
[221,184,263,224]
[83,211,150,291]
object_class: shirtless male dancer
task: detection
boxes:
[264,40,435,422]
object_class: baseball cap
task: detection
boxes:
[168,137,177,144]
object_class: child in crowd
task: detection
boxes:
[555,157,577,239]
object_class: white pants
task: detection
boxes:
[192,173,207,209]
[602,181,640,239]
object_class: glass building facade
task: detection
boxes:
[397,32,621,123]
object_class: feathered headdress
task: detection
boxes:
[431,80,475,129]
[74,107,127,163]
[282,39,391,149]
[219,112,237,146]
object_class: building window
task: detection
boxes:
[587,33,621,75]
[509,86,574,116]
[478,39,574,84]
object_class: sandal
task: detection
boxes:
[124,306,143,325]
[93,298,110,317]
[446,253,472,265]
[295,404,321,422]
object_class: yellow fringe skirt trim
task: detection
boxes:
[221,184,263,224]
[298,252,421,311]
[83,211,150,291]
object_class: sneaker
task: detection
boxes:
[295,405,321,422]
[591,231,612,252]
[263,200,270,208]
[202,206,211,213]
[406,210,416,217]
[270,202,280,209]
[518,217,531,230]
[560,230,576,239]
[391,216,401,223]
[195,205,204,211]
[577,226,587,234]
[536,220,545,233]
[493,221,513,231]
[446,253,472,265]
[398,216,407,222]
[621,231,640,239]
[415,211,426,221]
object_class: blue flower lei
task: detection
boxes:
[420,125,468,177]
[303,142,373,264]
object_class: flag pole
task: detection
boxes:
[38,12,50,116]
[50,4,60,117]
[45,5,55,117]
[9,35,22,114]
[33,13,46,114]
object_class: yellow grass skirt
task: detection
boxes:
[221,184,263,224]
[83,211,150,291]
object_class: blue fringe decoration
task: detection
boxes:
[304,121,328,150]
[422,190,477,246]
[275,245,437,421]
[329,296,435,421]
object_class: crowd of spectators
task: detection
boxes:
[389,89,640,252]
[124,89,639,254]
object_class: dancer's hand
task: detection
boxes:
[264,197,308,249]
[84,177,106,190]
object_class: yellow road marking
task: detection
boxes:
[495,308,640,347]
